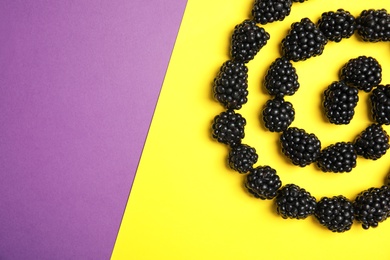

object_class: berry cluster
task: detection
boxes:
[211,1,390,232]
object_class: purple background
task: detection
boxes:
[0,1,187,259]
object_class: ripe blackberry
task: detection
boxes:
[262,97,295,132]
[275,184,317,219]
[354,124,390,160]
[354,186,390,229]
[317,9,356,42]
[323,81,359,125]
[251,0,292,25]
[231,20,270,63]
[340,56,382,92]
[314,196,354,232]
[212,110,246,147]
[281,18,328,62]
[213,60,248,110]
[356,9,390,42]
[317,142,357,173]
[370,84,390,125]
[245,165,282,200]
[228,144,258,173]
[280,127,321,167]
[264,57,300,97]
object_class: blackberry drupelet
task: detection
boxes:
[245,166,282,200]
[356,9,390,42]
[231,20,270,63]
[280,127,321,167]
[370,84,390,125]
[212,110,246,147]
[317,142,357,173]
[213,60,248,110]
[228,144,258,173]
[354,186,390,229]
[252,0,292,25]
[275,184,317,219]
[340,56,382,92]
[354,124,390,160]
[262,97,295,132]
[323,81,359,125]
[314,196,354,232]
[264,57,300,97]
[317,9,356,42]
[281,18,328,62]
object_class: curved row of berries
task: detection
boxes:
[211,1,390,232]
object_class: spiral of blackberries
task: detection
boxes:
[245,166,282,200]
[276,184,317,219]
[212,110,246,147]
[314,196,354,232]
[228,144,258,173]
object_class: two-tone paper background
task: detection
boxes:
[2,1,390,259]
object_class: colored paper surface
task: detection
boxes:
[0,1,186,259]
[113,0,390,259]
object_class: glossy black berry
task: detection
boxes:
[281,18,328,62]
[228,144,258,173]
[370,85,390,125]
[317,9,356,42]
[340,56,382,92]
[317,142,357,173]
[262,97,295,132]
[280,127,321,167]
[276,184,317,219]
[354,186,390,229]
[245,166,282,200]
[213,60,248,110]
[354,124,390,160]
[315,196,354,232]
[231,20,270,63]
[252,0,292,25]
[356,9,390,42]
[264,57,300,97]
[323,81,359,125]
[212,110,246,147]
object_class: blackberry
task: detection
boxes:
[323,81,359,125]
[231,20,270,63]
[281,18,328,62]
[245,165,282,200]
[264,57,300,97]
[262,97,295,132]
[370,84,390,125]
[317,9,356,42]
[340,56,382,92]
[228,144,258,173]
[212,110,246,147]
[354,124,390,160]
[280,127,321,167]
[317,142,357,173]
[213,60,248,110]
[252,0,292,25]
[275,184,317,219]
[354,186,390,229]
[356,9,390,42]
[314,196,354,232]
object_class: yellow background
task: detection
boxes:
[112,0,390,259]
